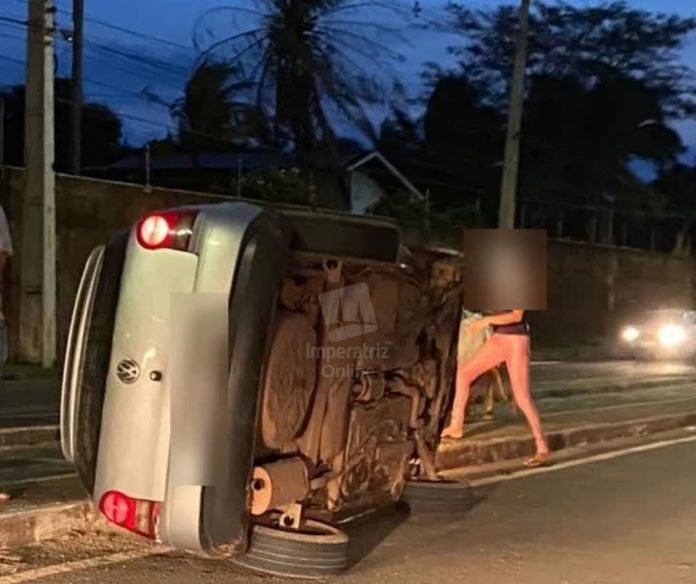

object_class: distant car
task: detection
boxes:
[618,309,696,360]
[60,201,467,578]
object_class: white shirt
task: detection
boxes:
[0,205,12,256]
[457,309,490,362]
[0,205,12,324]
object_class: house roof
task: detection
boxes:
[344,150,425,201]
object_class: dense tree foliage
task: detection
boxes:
[171,61,268,152]
[1,78,123,172]
[411,0,696,219]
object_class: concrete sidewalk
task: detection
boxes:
[1,363,696,550]
[3,393,696,550]
[0,477,103,549]
[437,395,696,470]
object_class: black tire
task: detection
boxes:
[401,479,474,516]
[234,519,350,579]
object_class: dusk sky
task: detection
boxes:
[1,0,695,159]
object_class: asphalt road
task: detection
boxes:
[2,359,696,488]
[2,359,696,428]
[3,437,696,584]
[530,358,696,382]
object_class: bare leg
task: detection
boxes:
[505,336,548,455]
[442,336,506,438]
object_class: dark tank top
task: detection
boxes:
[487,311,529,335]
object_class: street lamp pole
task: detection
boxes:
[498,0,532,229]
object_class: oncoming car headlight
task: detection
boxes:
[621,326,640,342]
[658,324,686,348]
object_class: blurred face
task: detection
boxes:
[462,229,547,311]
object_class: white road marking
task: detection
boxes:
[0,548,172,584]
[468,432,696,488]
[531,361,563,366]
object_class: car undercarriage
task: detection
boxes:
[251,247,464,523]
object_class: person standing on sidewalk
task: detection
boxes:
[458,309,510,421]
[0,203,12,503]
[0,202,12,374]
[441,309,550,468]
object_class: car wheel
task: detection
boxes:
[401,479,474,516]
[234,519,350,579]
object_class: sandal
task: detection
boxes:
[523,452,551,468]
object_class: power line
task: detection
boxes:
[0,49,179,109]
[0,29,25,43]
[0,15,28,28]
[81,49,189,92]
[52,94,247,148]
[85,17,195,53]
[84,38,192,78]
[1,87,241,149]
[0,54,25,67]
[20,0,190,58]
[2,10,194,87]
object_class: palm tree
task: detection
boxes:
[171,60,266,153]
[192,1,409,164]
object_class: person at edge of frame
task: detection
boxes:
[0,201,13,502]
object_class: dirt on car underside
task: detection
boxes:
[254,247,463,520]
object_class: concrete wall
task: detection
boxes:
[1,168,226,361]
[1,168,694,361]
[528,240,696,346]
[404,228,696,347]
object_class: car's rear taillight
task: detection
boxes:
[99,490,160,539]
[136,211,198,251]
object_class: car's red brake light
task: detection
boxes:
[136,211,198,251]
[99,490,160,540]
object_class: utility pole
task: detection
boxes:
[20,0,56,367]
[70,0,84,175]
[0,98,5,178]
[498,0,532,229]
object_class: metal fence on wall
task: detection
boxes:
[518,199,694,256]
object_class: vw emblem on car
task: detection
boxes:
[116,358,140,384]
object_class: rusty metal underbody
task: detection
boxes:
[252,248,463,521]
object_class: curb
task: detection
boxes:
[0,500,106,549]
[0,426,60,449]
[436,411,696,470]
